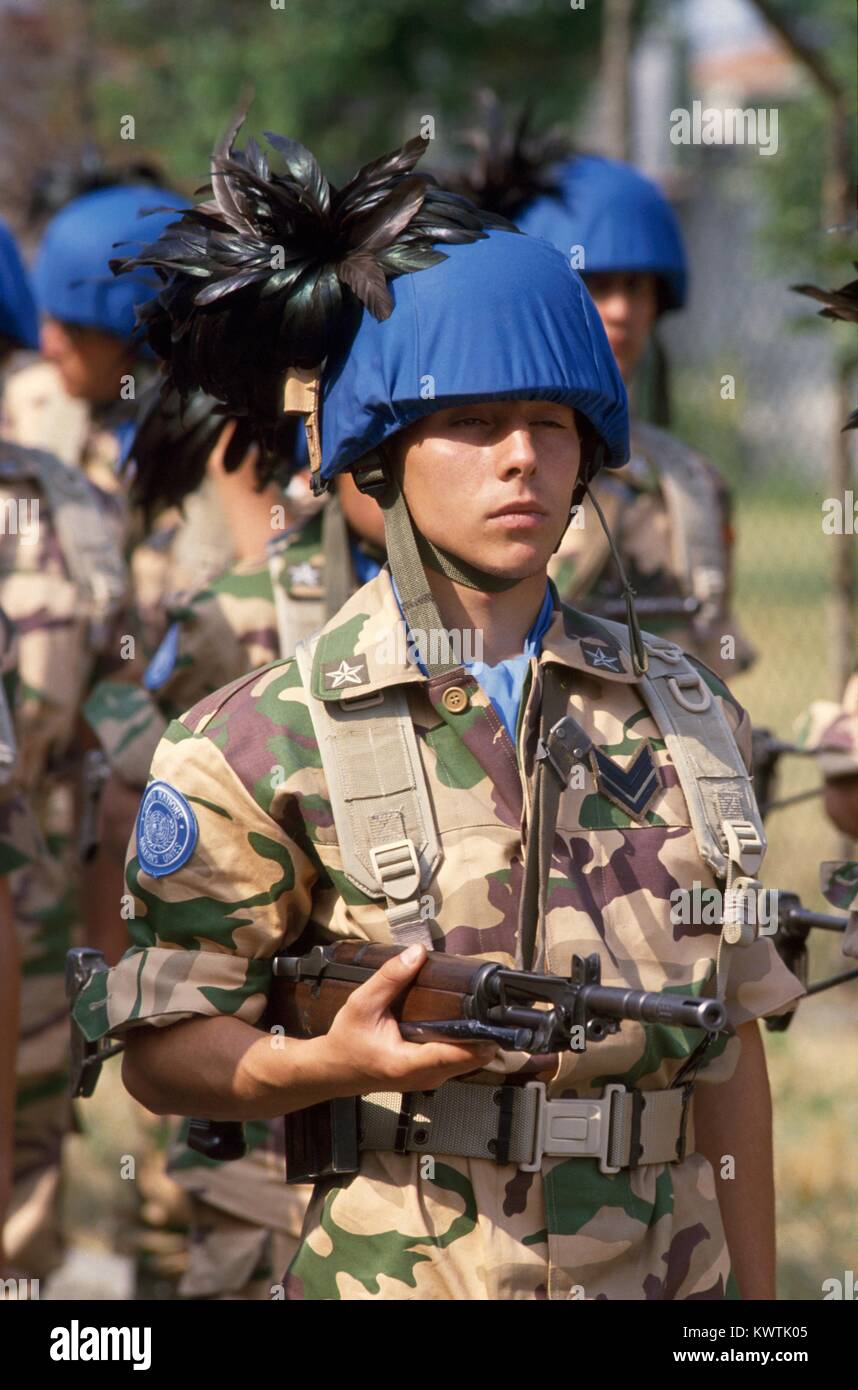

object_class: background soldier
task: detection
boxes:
[0,610,48,1278]
[0,218,127,1278]
[85,386,384,1298]
[74,121,802,1300]
[514,155,755,676]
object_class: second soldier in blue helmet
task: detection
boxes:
[72,116,801,1300]
[4,182,185,508]
[452,121,754,676]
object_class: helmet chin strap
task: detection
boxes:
[353,448,525,679]
[582,479,649,677]
[352,444,648,680]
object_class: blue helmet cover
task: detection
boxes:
[517,156,687,311]
[32,184,187,340]
[0,219,38,350]
[320,229,629,482]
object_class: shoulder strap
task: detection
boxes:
[267,529,328,661]
[589,615,767,1001]
[634,423,727,619]
[16,446,126,645]
[593,614,765,875]
[294,633,441,948]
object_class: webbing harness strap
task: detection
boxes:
[20,447,126,647]
[295,633,441,947]
[588,617,767,1001]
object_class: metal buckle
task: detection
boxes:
[519,1081,626,1175]
[667,672,712,713]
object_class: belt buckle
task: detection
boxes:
[519,1081,626,1175]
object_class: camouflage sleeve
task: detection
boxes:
[84,564,280,788]
[83,679,169,788]
[797,673,858,780]
[75,662,320,1042]
[0,790,43,873]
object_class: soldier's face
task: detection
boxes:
[39,318,134,403]
[394,399,580,581]
[583,272,659,381]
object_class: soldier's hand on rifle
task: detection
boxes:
[316,944,498,1096]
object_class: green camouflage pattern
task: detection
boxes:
[77,568,802,1300]
[820,859,858,961]
[84,511,333,1294]
[0,610,43,874]
[797,672,858,779]
[820,859,858,913]
[550,421,754,678]
[85,510,327,788]
[0,440,128,1277]
[127,477,238,662]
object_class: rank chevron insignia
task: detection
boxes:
[590,741,662,821]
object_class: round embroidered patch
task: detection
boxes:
[136,780,198,878]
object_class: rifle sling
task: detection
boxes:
[517,665,575,972]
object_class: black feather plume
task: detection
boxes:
[444,89,572,221]
[128,377,297,521]
[792,265,858,325]
[112,107,514,440]
[793,264,858,429]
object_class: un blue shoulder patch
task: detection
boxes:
[143,621,180,692]
[136,780,198,878]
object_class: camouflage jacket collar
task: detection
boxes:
[310,568,640,702]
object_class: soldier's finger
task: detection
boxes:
[347,943,427,1021]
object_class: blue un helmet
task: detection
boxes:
[517,155,688,313]
[114,118,630,658]
[0,218,38,350]
[32,184,187,341]
[320,227,628,483]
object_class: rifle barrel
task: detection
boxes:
[579,984,726,1032]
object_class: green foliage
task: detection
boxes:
[90,0,607,187]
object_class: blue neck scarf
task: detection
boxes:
[393,577,554,743]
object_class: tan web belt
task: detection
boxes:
[360,1079,693,1175]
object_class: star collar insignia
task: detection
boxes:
[581,638,624,673]
[323,657,368,689]
[289,561,321,588]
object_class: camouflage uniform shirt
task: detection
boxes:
[78,569,802,1300]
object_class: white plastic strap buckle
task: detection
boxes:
[722,819,765,879]
[519,1081,627,1175]
[369,838,421,902]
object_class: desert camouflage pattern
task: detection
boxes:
[84,511,333,1297]
[86,511,328,789]
[0,440,127,1277]
[0,611,63,1277]
[550,420,754,678]
[1,358,137,510]
[76,568,802,1300]
[820,860,858,960]
[0,609,45,874]
[797,672,858,780]
[821,859,858,913]
[128,477,238,662]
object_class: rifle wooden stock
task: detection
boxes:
[268,941,487,1038]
